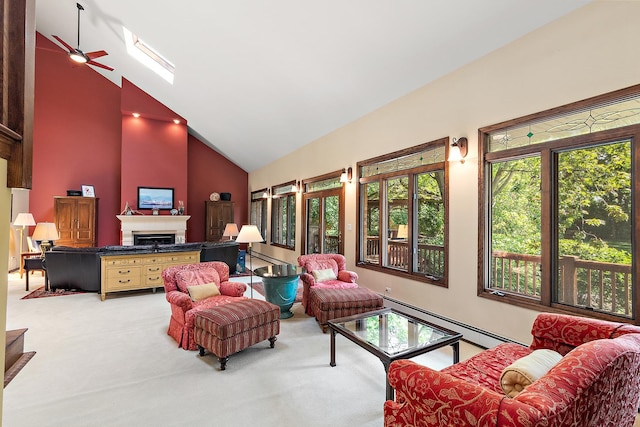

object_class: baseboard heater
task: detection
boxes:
[382,296,525,350]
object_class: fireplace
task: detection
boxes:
[117,215,190,246]
[133,234,176,245]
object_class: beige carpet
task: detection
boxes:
[3,271,480,427]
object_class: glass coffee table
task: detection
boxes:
[327,308,462,400]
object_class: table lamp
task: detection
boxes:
[222,223,239,241]
[235,224,264,298]
[13,213,36,256]
[31,222,60,256]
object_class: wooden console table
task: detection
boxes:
[100,250,200,300]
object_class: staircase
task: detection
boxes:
[4,328,35,388]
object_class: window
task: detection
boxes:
[480,85,640,322]
[271,181,297,249]
[302,172,344,255]
[357,139,448,285]
[250,189,268,240]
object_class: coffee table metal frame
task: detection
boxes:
[327,307,462,400]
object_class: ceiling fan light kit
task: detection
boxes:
[51,3,113,71]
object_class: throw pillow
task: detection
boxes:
[500,349,562,398]
[312,268,338,282]
[187,282,221,301]
[175,268,220,293]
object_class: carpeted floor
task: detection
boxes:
[4,269,482,427]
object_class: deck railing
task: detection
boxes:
[365,237,445,277]
[492,251,632,317]
[364,238,632,317]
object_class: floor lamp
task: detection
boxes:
[235,225,264,298]
[13,213,36,256]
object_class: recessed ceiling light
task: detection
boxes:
[123,27,174,84]
[173,119,180,124]
[132,112,140,118]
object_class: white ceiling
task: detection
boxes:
[35,0,592,172]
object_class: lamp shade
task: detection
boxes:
[14,213,35,227]
[222,223,239,238]
[31,222,60,242]
[236,225,264,244]
[448,144,463,162]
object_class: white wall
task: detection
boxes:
[8,189,30,271]
[249,1,640,343]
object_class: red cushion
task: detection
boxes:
[175,268,220,293]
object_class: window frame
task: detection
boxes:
[250,189,268,241]
[300,170,345,255]
[479,85,640,324]
[270,180,297,250]
[356,138,449,286]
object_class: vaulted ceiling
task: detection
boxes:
[35,0,592,172]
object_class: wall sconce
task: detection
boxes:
[262,188,270,199]
[448,137,468,163]
[296,180,302,192]
[340,167,353,183]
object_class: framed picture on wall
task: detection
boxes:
[81,185,95,197]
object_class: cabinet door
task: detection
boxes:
[54,198,76,246]
[205,201,234,241]
[75,198,96,246]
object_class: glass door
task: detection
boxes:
[303,176,344,254]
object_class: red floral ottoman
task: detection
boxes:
[309,287,383,333]
[194,299,280,370]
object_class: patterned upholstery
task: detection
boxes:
[384,313,640,427]
[297,254,359,316]
[194,299,280,370]
[308,287,383,332]
[162,262,247,350]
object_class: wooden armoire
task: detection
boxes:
[54,196,97,247]
[205,201,234,241]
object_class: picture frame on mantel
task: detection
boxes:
[82,185,95,197]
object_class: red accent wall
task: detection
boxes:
[31,32,248,246]
[187,134,249,242]
[32,33,122,245]
[120,79,188,215]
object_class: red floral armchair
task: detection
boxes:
[384,313,640,427]
[297,254,359,315]
[162,261,247,350]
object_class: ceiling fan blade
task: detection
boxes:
[87,60,114,71]
[86,50,108,60]
[52,35,75,53]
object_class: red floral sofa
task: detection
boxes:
[384,313,640,427]
[297,253,359,316]
[162,262,247,350]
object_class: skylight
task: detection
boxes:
[123,27,174,84]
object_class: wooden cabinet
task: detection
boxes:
[54,196,97,247]
[205,201,234,241]
[100,250,200,300]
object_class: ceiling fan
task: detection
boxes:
[52,3,113,71]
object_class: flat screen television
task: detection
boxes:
[137,187,174,210]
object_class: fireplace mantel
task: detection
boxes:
[117,215,190,246]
